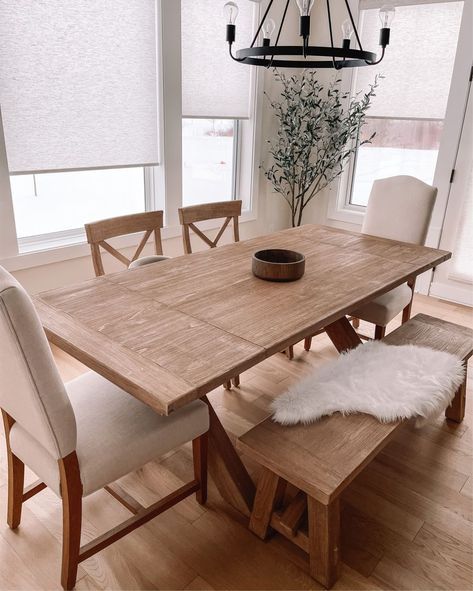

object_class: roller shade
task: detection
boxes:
[0,0,159,174]
[353,1,464,119]
[181,0,255,119]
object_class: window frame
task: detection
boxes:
[0,0,262,267]
[327,0,466,227]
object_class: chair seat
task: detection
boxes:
[9,372,209,497]
[128,255,171,270]
[350,283,412,327]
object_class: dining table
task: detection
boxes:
[34,224,451,517]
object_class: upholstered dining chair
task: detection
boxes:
[305,175,437,350]
[85,211,170,276]
[0,266,209,590]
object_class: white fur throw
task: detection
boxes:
[272,341,465,425]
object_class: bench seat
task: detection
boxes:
[236,313,473,589]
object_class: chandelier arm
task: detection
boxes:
[268,0,291,69]
[343,0,364,51]
[250,0,276,48]
[229,44,247,63]
[365,47,385,66]
[326,0,343,70]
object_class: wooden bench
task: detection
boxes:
[237,314,473,589]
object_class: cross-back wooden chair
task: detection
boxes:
[85,211,169,277]
[0,265,209,590]
[178,200,242,254]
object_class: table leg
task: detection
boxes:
[325,316,362,353]
[202,396,256,516]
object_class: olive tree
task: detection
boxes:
[262,70,378,227]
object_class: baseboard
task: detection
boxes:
[429,281,473,307]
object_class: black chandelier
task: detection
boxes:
[224,0,395,69]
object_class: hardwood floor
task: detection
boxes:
[0,294,472,590]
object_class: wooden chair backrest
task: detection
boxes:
[178,200,242,254]
[85,211,164,277]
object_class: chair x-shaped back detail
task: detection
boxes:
[179,200,242,254]
[85,211,165,276]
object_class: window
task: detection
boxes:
[182,119,238,207]
[346,1,464,208]
[0,0,159,245]
[10,168,146,239]
[181,0,255,208]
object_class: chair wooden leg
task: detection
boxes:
[304,336,312,351]
[7,453,24,530]
[308,497,341,589]
[193,433,208,505]
[249,468,286,540]
[446,371,467,423]
[402,279,416,324]
[232,375,240,388]
[59,452,83,591]
[2,410,24,530]
[224,380,232,390]
[286,345,294,360]
[374,325,386,340]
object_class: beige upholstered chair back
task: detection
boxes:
[0,267,76,460]
[362,176,437,245]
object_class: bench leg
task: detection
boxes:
[249,468,286,540]
[308,497,341,589]
[446,372,467,423]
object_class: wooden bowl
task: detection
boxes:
[252,249,305,282]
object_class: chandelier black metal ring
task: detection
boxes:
[224,0,395,70]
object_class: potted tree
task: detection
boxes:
[263,70,378,227]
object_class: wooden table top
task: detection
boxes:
[35,225,450,415]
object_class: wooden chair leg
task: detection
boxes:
[249,468,286,540]
[308,497,341,589]
[7,453,24,530]
[402,279,416,324]
[232,375,240,388]
[59,452,83,591]
[193,433,208,505]
[446,371,467,423]
[224,380,232,390]
[374,325,386,340]
[2,410,24,529]
[304,336,312,351]
[286,345,294,360]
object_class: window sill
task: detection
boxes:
[326,195,366,227]
[1,209,258,273]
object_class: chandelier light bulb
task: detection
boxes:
[223,1,239,25]
[295,0,315,17]
[379,4,395,28]
[262,18,276,39]
[341,19,354,39]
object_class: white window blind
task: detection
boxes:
[353,1,464,119]
[181,0,255,119]
[0,0,159,174]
